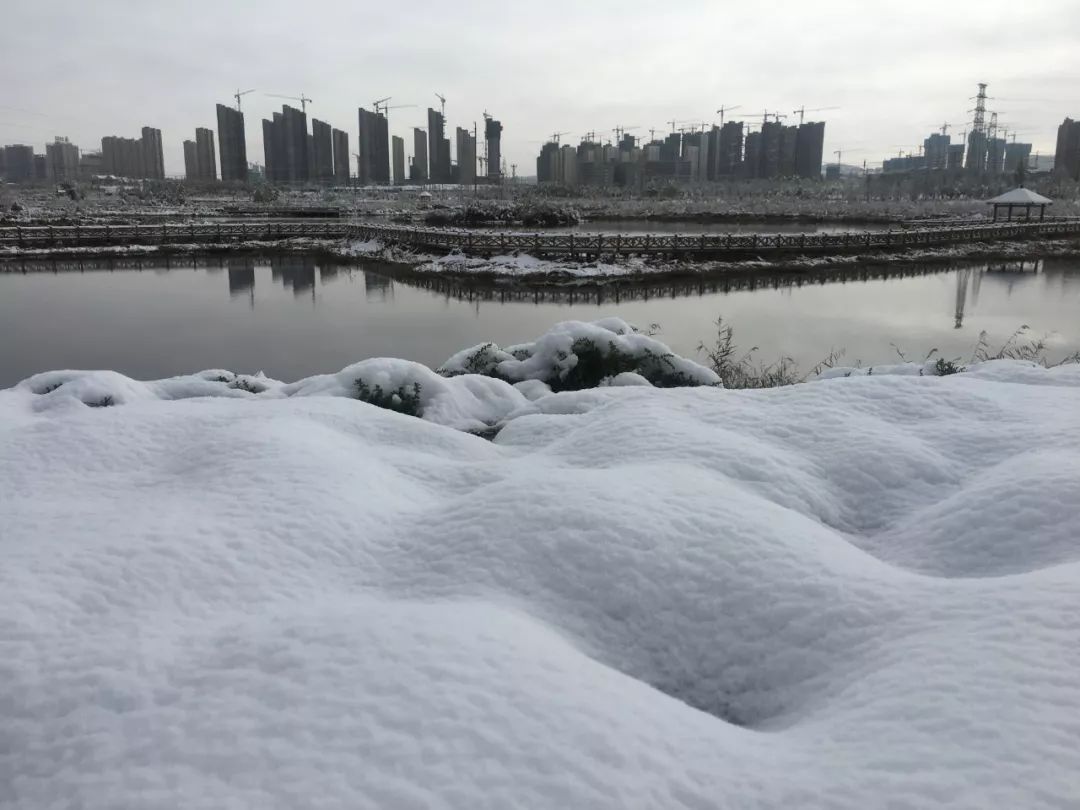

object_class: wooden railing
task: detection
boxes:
[2,218,1079,258]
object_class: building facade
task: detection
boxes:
[455,127,476,185]
[332,128,349,183]
[357,107,389,184]
[45,136,80,182]
[412,128,428,181]
[311,118,334,182]
[2,144,34,181]
[141,126,165,180]
[216,105,248,182]
[391,135,405,184]
[485,117,502,179]
[1054,117,1080,180]
[195,127,217,181]
[794,121,825,179]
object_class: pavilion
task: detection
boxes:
[986,187,1053,221]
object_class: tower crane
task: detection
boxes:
[612,125,639,142]
[372,97,392,115]
[266,93,312,113]
[548,132,571,144]
[715,105,741,126]
[233,89,255,111]
[434,93,446,118]
[792,105,840,125]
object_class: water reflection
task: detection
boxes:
[1,253,1077,387]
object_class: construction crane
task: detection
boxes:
[372,97,392,115]
[266,93,312,113]
[612,125,639,142]
[715,105,741,126]
[581,130,598,143]
[434,93,446,118]
[549,132,570,144]
[833,149,843,167]
[233,89,255,112]
[940,122,951,135]
[648,127,659,141]
[792,105,840,125]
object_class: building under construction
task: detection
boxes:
[357,107,389,184]
[484,116,502,180]
[216,104,248,182]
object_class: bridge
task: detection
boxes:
[2,218,1079,260]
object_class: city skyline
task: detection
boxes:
[3,0,1079,177]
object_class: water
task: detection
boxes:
[1,254,1078,386]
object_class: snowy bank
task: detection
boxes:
[2,360,1080,808]
[14,320,719,432]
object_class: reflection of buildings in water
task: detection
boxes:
[319,263,339,284]
[270,256,317,297]
[954,268,971,329]
[391,262,961,307]
[363,271,394,302]
[204,258,225,275]
[227,258,255,305]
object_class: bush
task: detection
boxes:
[354,379,422,417]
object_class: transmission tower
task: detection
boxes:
[971,83,988,134]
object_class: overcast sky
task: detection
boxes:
[3,0,1078,177]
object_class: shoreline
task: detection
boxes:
[4,234,1078,286]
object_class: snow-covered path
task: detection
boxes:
[2,363,1079,808]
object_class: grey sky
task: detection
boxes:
[3,0,1079,176]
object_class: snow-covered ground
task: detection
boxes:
[3,343,1080,807]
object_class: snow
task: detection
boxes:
[438,317,721,389]
[2,358,1080,808]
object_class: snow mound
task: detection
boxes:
[2,363,1080,807]
[439,317,721,390]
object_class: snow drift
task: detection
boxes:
[2,360,1080,808]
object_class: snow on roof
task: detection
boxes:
[986,187,1053,205]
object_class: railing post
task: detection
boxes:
[190,223,195,242]
[644,234,651,253]
[569,232,574,258]
[597,233,603,259]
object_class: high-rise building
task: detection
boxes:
[183,140,199,179]
[794,121,825,178]
[45,136,80,182]
[985,137,1007,174]
[79,151,103,179]
[455,127,476,185]
[1004,142,1032,175]
[715,121,743,177]
[33,154,48,180]
[412,128,428,181]
[1054,117,1080,180]
[260,105,309,184]
[484,116,502,180]
[2,144,35,181]
[558,144,577,186]
[427,108,451,183]
[311,118,334,182]
[965,130,987,172]
[947,143,965,170]
[537,141,560,183]
[101,135,144,178]
[216,104,248,183]
[392,135,405,184]
[332,128,349,183]
[743,131,762,178]
[357,107,389,184]
[924,132,951,170]
[195,127,217,181]
[759,121,784,178]
[281,105,309,183]
[140,126,165,180]
[778,126,798,177]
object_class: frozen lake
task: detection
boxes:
[1,254,1078,386]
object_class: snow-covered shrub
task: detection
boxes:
[438,319,721,392]
[354,379,423,417]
